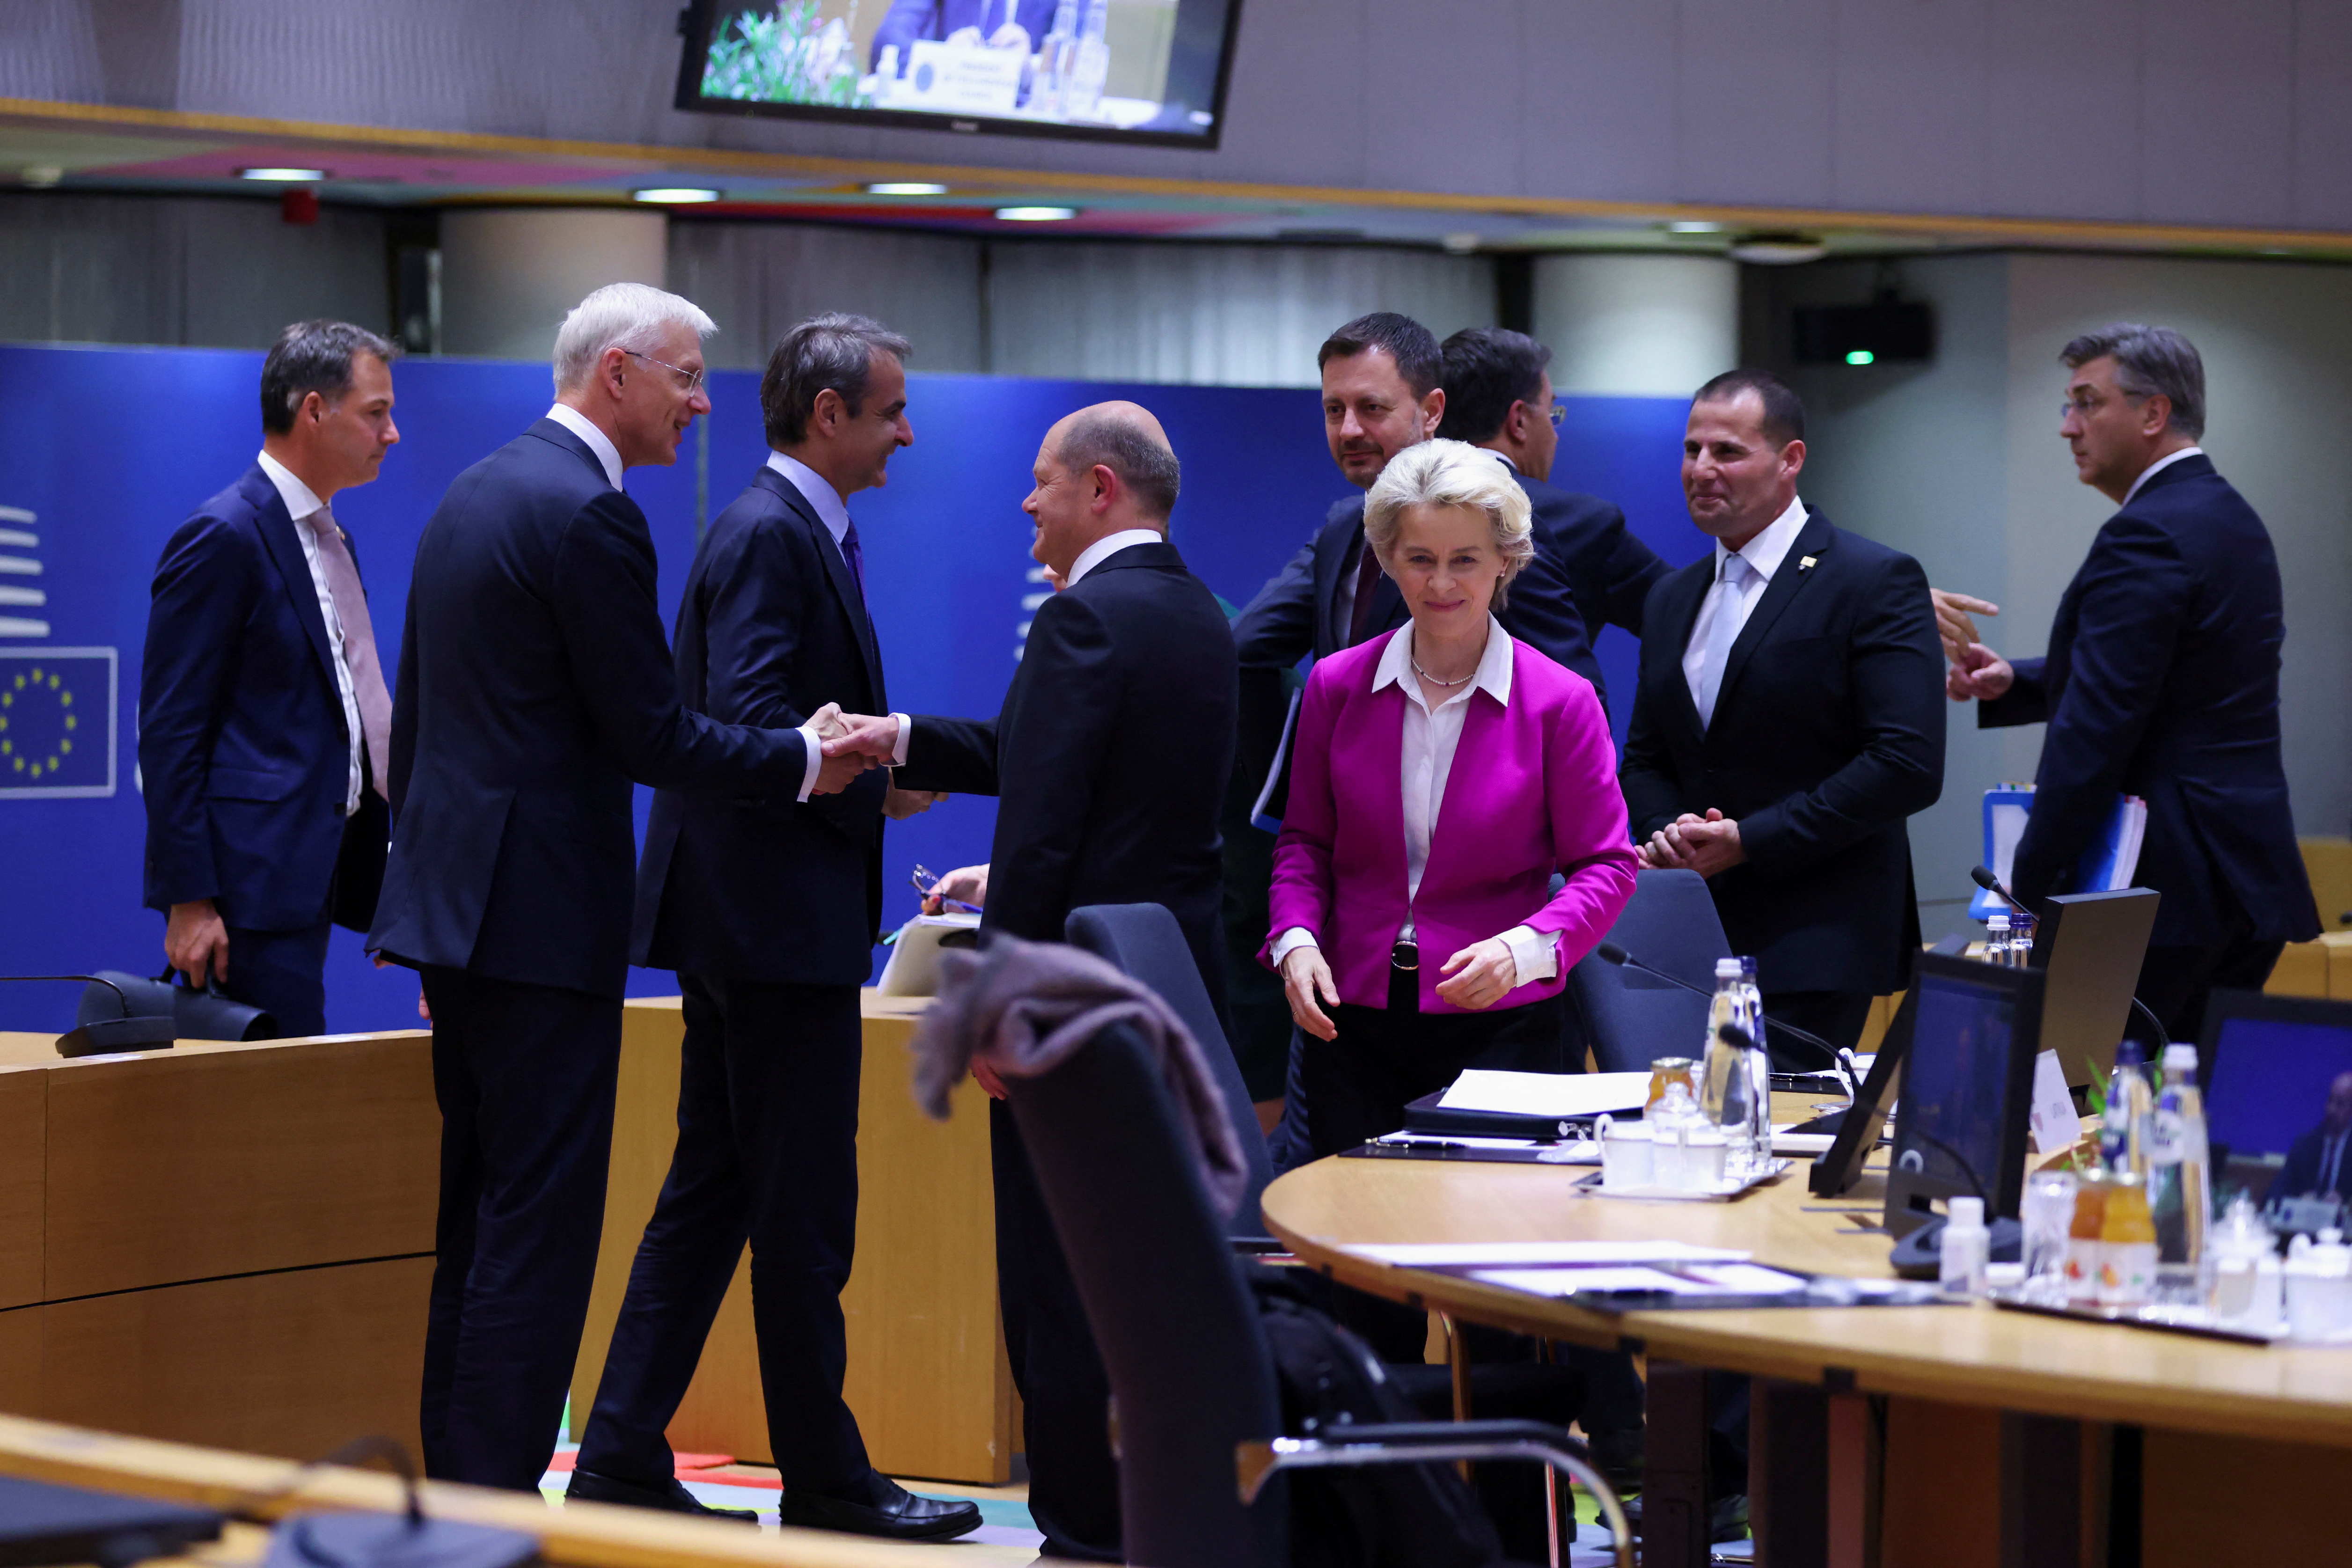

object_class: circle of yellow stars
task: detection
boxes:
[0,666,78,780]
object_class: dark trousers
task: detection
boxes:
[2132,914,2286,1060]
[991,1097,1123,1561]
[1759,988,1872,1070]
[218,916,333,1038]
[577,976,870,1494]
[1305,978,1566,1364]
[418,966,620,1490]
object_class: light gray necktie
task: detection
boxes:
[1693,552,1752,728]
[304,507,393,800]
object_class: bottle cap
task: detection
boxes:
[1986,915,2010,931]
[1949,1196,1985,1229]
[2161,1043,2198,1072]
[1715,958,1741,978]
[2115,1040,2145,1067]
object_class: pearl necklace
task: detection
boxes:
[1411,658,1474,688]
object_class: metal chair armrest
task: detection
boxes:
[1236,1419,1632,1568]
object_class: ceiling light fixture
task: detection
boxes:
[238,166,328,182]
[1664,220,1724,234]
[632,187,723,204]
[995,205,1078,222]
[866,181,950,196]
[1727,232,1828,265]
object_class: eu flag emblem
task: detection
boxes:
[0,648,116,798]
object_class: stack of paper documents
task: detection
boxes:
[1435,1070,1652,1119]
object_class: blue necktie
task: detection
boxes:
[841,518,866,602]
[1694,553,1752,728]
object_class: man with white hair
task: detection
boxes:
[369,283,871,1491]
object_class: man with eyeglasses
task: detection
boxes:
[1943,324,2317,1051]
[1436,326,1668,712]
[369,283,871,1492]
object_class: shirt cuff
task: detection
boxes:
[794,720,824,803]
[889,712,911,767]
[1270,927,1319,967]
[1500,924,1558,988]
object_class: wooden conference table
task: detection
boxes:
[1261,1094,2352,1568]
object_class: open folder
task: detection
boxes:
[876,912,982,997]
[1970,785,2147,920]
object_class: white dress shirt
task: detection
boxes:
[2121,445,2203,506]
[1681,494,1808,713]
[1271,616,1558,988]
[256,450,365,815]
[879,529,1164,769]
[545,403,623,491]
[763,450,874,805]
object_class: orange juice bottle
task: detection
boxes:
[2098,1171,2157,1308]
[2064,1165,2109,1306]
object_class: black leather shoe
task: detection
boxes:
[565,1466,758,1523]
[776,1476,983,1542]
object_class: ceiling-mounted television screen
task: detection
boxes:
[674,0,1246,149]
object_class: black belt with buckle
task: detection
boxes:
[1390,936,1420,972]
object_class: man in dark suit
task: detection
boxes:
[566,315,976,1539]
[139,320,401,1038]
[1436,326,1668,705]
[368,283,871,1493]
[828,403,1237,1562]
[870,0,1057,74]
[2268,1071,2352,1205]
[1947,325,2320,1047]
[1623,370,1946,1062]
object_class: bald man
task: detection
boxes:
[827,403,1237,1561]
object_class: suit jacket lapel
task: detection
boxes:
[756,467,886,711]
[245,468,342,709]
[1714,512,1833,726]
[1311,511,1356,655]
[1653,558,1713,742]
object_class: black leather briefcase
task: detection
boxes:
[77,965,276,1041]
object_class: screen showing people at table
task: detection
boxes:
[1894,973,2019,1199]
[2203,1014,2352,1197]
[682,0,1239,142]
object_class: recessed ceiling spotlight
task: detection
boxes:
[866,181,949,196]
[238,166,328,182]
[633,187,723,204]
[1664,220,1724,234]
[1727,232,1828,265]
[996,205,1079,222]
[1441,232,1481,255]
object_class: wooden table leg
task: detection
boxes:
[1999,1413,2082,1568]
[1645,1359,1711,1568]
[1824,1391,1875,1568]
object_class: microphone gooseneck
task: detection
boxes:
[1593,944,1839,1066]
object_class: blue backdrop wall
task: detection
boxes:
[0,342,1704,1033]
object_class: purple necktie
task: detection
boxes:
[842,519,866,601]
[303,508,393,800]
[1346,534,1383,645]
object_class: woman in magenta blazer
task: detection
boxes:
[1263,438,1639,1161]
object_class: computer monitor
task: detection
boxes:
[2028,887,2160,1089]
[2198,989,2352,1232]
[1883,954,2044,1237]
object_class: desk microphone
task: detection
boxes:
[1590,943,1840,1067]
[1969,866,2169,1049]
[0,974,177,1058]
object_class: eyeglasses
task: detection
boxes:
[1547,401,1568,428]
[2059,389,2144,419]
[625,349,706,397]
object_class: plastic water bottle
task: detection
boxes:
[1700,960,1753,1165]
[2008,910,2038,966]
[2146,1043,2211,1304]
[1033,1,1078,116]
[2102,1039,2152,1178]
[1984,912,2012,965]
[1066,0,1110,120]
[1737,956,1771,1165]
[1941,1195,1990,1297]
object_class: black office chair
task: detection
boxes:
[1064,902,1275,1240]
[1003,1011,1632,1568]
[1565,868,1730,1072]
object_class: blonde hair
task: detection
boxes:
[1363,439,1535,607]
